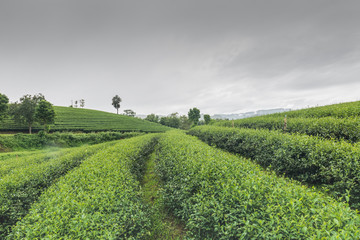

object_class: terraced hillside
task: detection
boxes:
[2,132,360,239]
[0,106,170,133]
[214,101,360,142]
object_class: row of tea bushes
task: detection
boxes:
[8,134,158,239]
[188,126,360,209]
[214,116,360,143]
[153,131,360,239]
[0,141,116,238]
[269,101,360,118]
[0,150,68,178]
[0,131,142,151]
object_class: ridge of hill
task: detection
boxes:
[0,106,170,133]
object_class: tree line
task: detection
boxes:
[145,107,212,130]
[0,93,55,134]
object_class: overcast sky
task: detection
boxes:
[1,0,360,115]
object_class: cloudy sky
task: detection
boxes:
[1,0,360,115]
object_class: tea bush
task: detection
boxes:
[154,131,360,239]
[8,134,158,239]
[189,126,360,209]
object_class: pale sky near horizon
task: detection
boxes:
[1,0,360,116]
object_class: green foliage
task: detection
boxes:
[124,109,136,117]
[112,95,122,114]
[0,142,115,238]
[189,126,360,209]
[0,131,142,151]
[269,101,360,118]
[188,107,200,126]
[215,116,360,143]
[34,100,56,131]
[153,131,360,239]
[0,93,9,121]
[204,114,211,125]
[8,135,158,239]
[160,113,181,129]
[9,94,45,134]
[0,106,170,133]
[145,113,160,123]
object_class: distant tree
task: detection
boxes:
[179,115,191,130]
[145,113,159,123]
[74,100,78,108]
[80,99,85,108]
[10,94,45,134]
[124,109,136,117]
[35,100,56,132]
[160,113,180,128]
[0,93,9,122]
[112,95,122,114]
[204,114,211,125]
[188,107,201,126]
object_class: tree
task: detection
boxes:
[34,100,56,132]
[0,93,9,122]
[204,114,211,125]
[179,115,191,130]
[11,94,45,134]
[159,113,180,128]
[74,100,78,108]
[188,107,201,126]
[112,95,122,114]
[124,109,136,117]
[80,99,85,108]
[145,113,159,123]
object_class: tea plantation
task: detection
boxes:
[0,106,170,133]
[1,101,360,239]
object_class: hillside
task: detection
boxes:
[214,101,360,142]
[0,106,170,133]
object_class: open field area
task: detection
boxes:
[0,106,170,133]
[1,122,360,238]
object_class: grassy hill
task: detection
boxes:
[0,106,170,133]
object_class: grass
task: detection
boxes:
[141,152,186,239]
[0,106,170,133]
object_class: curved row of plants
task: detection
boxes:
[0,141,117,238]
[215,116,360,143]
[7,134,159,239]
[0,131,142,151]
[153,131,360,239]
[188,126,360,210]
[268,101,360,118]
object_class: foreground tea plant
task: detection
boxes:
[154,131,360,239]
[189,126,360,210]
[0,141,116,238]
[8,134,158,239]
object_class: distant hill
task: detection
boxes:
[0,106,170,133]
[212,108,291,120]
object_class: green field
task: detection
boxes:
[215,101,360,143]
[2,101,360,239]
[0,106,170,133]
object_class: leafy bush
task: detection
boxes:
[0,142,116,238]
[189,126,360,209]
[153,131,360,239]
[8,134,158,239]
[0,131,142,151]
[215,116,360,143]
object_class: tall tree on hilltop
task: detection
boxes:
[35,100,56,132]
[112,95,122,114]
[10,93,45,134]
[0,93,9,122]
[188,107,201,126]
